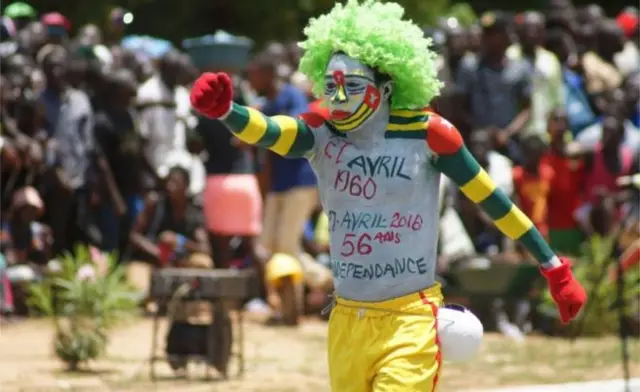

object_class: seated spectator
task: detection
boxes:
[126,166,211,300]
[158,128,205,198]
[542,109,585,255]
[2,186,52,276]
[1,187,53,315]
[513,134,554,241]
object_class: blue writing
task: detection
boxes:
[328,210,389,232]
[346,155,412,180]
[331,257,429,280]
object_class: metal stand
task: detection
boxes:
[149,298,246,381]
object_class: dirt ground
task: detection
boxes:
[0,317,638,392]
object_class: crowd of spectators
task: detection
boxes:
[0,2,638,336]
[431,5,639,268]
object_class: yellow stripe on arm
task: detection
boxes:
[220,103,316,157]
[234,107,268,144]
[270,115,299,155]
[494,205,534,240]
[460,169,496,203]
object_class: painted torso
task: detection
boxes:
[308,110,440,301]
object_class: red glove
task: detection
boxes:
[189,72,234,118]
[540,258,587,324]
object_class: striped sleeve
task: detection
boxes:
[426,114,556,266]
[221,103,317,157]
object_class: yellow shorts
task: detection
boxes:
[328,284,443,392]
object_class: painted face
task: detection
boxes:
[324,53,383,132]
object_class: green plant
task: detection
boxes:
[538,234,640,336]
[27,245,140,370]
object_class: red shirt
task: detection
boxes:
[541,153,585,230]
[513,163,555,238]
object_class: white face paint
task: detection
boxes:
[324,53,391,132]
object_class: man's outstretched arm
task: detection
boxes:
[190,72,320,158]
[424,113,586,323]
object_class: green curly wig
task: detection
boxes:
[299,0,443,110]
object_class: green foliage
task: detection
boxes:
[444,4,478,27]
[27,245,139,370]
[538,235,640,336]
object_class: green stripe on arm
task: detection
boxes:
[479,189,513,220]
[431,146,481,185]
[287,118,316,157]
[223,103,251,131]
[520,228,556,264]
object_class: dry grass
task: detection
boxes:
[0,317,638,391]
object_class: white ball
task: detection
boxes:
[437,304,484,362]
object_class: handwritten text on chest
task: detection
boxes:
[332,258,429,280]
[324,139,412,199]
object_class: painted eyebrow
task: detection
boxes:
[323,74,375,82]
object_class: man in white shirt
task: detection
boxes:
[508,12,565,138]
[137,51,195,178]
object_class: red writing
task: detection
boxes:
[373,231,401,244]
[324,140,350,164]
[334,170,377,200]
[340,233,373,257]
[390,213,423,231]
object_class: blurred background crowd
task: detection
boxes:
[0,0,638,341]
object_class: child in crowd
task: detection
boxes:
[542,109,586,255]
[513,134,554,243]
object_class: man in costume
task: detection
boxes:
[190,1,587,390]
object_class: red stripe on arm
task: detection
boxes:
[299,111,326,127]
[426,114,464,155]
